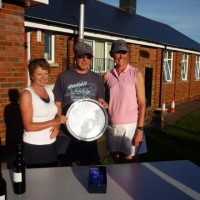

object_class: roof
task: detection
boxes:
[25,0,200,52]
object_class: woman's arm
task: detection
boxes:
[132,70,146,146]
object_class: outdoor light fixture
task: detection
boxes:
[37,30,42,42]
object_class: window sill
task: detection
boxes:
[49,63,59,68]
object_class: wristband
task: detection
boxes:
[137,126,144,131]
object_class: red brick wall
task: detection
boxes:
[129,45,200,108]
[30,30,45,58]
[159,51,200,107]
[129,45,162,106]
[0,3,25,144]
[28,31,73,84]
[50,34,68,83]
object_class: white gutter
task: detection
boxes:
[25,21,74,34]
[32,0,49,4]
[25,21,200,55]
[166,46,200,54]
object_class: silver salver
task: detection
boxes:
[66,99,108,141]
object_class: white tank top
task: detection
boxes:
[23,86,58,145]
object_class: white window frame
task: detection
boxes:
[181,53,189,81]
[44,31,55,63]
[84,39,113,73]
[105,42,113,71]
[163,51,173,82]
[94,41,105,73]
[195,55,200,80]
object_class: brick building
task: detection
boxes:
[25,0,200,113]
[0,0,200,144]
[0,0,48,145]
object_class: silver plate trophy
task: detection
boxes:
[66,99,108,141]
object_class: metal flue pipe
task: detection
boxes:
[79,0,85,42]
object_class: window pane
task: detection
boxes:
[44,32,52,60]
[181,63,186,80]
[163,51,173,82]
[82,40,114,73]
[94,42,104,73]
[106,43,113,71]
[195,63,199,79]
[168,51,172,59]
[195,56,200,79]
[181,54,188,80]
[164,60,171,81]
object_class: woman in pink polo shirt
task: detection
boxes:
[103,39,147,163]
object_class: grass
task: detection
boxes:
[101,109,200,166]
[138,109,200,166]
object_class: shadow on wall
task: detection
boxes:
[4,88,24,152]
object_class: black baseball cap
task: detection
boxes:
[110,39,129,54]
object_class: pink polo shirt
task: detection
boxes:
[106,64,138,125]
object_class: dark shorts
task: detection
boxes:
[58,125,99,164]
[64,136,99,163]
[23,142,57,167]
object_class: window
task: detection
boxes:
[181,53,189,81]
[106,42,113,71]
[44,32,55,63]
[94,41,105,73]
[195,56,200,80]
[84,39,114,74]
[163,51,173,82]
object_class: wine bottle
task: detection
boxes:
[0,164,7,200]
[13,144,26,194]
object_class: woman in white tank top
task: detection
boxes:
[20,58,67,167]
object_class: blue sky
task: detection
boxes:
[98,0,200,44]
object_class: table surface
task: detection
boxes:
[2,160,200,200]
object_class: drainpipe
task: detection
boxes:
[66,36,74,70]
[79,0,85,42]
[159,47,166,107]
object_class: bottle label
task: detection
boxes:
[13,172,22,182]
[0,195,5,200]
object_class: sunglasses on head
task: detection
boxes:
[77,54,93,60]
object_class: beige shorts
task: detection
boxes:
[107,123,147,156]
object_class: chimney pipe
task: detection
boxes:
[119,0,136,15]
[79,1,85,42]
